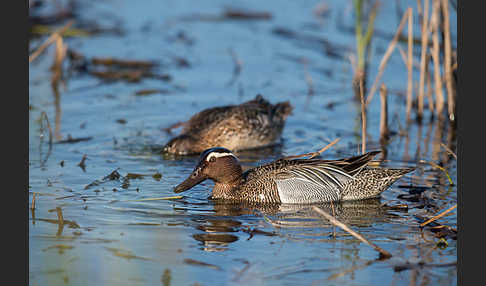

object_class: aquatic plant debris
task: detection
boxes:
[67,49,171,83]
[312,206,392,259]
[420,204,457,227]
[420,160,454,185]
[121,196,183,202]
[183,258,222,271]
[105,247,152,261]
[29,20,74,63]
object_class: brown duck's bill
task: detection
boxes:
[173,173,207,193]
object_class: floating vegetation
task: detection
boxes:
[183,258,222,271]
[77,154,87,172]
[42,244,74,254]
[55,135,93,144]
[175,8,272,23]
[121,196,183,203]
[134,89,171,96]
[105,247,153,261]
[67,49,171,83]
[393,261,456,272]
[84,169,162,191]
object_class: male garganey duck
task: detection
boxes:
[173,147,414,204]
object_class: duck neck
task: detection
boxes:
[211,164,243,200]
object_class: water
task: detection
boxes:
[29,0,457,285]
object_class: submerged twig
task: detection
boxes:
[420,204,457,227]
[312,206,392,259]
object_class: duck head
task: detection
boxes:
[163,134,198,155]
[174,147,243,193]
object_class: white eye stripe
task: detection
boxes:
[206,152,236,162]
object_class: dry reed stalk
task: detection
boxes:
[440,142,457,159]
[406,9,414,121]
[420,159,454,185]
[50,35,68,142]
[51,35,68,89]
[56,207,64,226]
[29,20,74,63]
[283,138,340,160]
[425,53,434,114]
[379,83,389,143]
[417,0,423,25]
[420,204,456,227]
[53,88,63,141]
[31,192,37,210]
[360,79,367,153]
[365,8,411,106]
[417,0,430,122]
[430,0,445,116]
[309,138,341,159]
[312,206,392,259]
[441,0,455,121]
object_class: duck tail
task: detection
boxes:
[341,167,415,201]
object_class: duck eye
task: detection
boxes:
[209,157,216,162]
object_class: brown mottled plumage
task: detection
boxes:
[163,95,293,155]
[174,148,415,204]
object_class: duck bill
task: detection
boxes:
[174,172,207,193]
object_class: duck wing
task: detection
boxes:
[253,151,380,203]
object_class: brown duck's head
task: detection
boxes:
[163,135,198,155]
[174,147,242,193]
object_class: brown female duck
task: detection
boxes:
[163,95,292,155]
[174,147,414,204]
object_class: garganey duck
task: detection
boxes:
[163,95,292,155]
[173,147,414,204]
